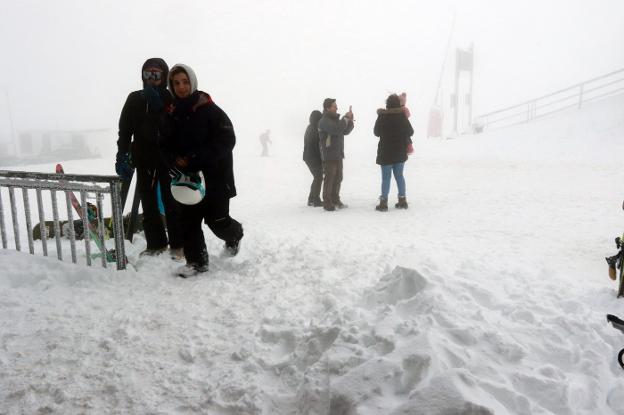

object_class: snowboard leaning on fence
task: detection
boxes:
[55,164,116,263]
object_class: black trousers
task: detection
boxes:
[322,159,343,205]
[305,160,323,202]
[136,165,183,250]
[180,196,243,266]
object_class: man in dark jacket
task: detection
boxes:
[317,98,354,211]
[116,58,183,258]
[303,110,323,207]
[159,63,243,276]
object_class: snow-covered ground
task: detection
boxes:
[1,95,624,414]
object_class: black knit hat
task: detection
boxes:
[323,98,336,111]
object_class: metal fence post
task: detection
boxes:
[50,190,63,261]
[95,192,107,268]
[22,188,34,254]
[36,188,48,256]
[64,191,77,264]
[110,180,126,270]
[0,189,6,249]
[8,187,20,251]
[79,190,92,266]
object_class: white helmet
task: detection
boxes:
[171,171,206,205]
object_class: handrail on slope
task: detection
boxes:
[474,68,624,132]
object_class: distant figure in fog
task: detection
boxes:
[303,110,323,207]
[259,129,272,157]
[318,98,354,211]
[373,93,414,211]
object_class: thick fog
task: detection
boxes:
[0,0,622,159]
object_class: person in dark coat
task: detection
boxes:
[317,98,354,211]
[116,57,183,258]
[373,93,415,211]
[303,110,323,207]
[159,63,243,276]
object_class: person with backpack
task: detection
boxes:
[159,63,244,277]
[373,93,415,211]
[115,58,183,259]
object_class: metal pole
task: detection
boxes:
[80,190,91,266]
[433,11,456,108]
[96,192,107,268]
[22,188,34,254]
[51,190,63,261]
[453,49,460,134]
[468,44,474,126]
[8,187,20,251]
[65,191,77,264]
[110,180,126,270]
[36,188,48,256]
[0,187,6,249]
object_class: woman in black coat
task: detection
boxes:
[302,110,323,206]
[159,63,243,277]
[373,94,414,211]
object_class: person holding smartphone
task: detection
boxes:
[317,98,354,211]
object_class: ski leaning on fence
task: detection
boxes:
[55,164,117,263]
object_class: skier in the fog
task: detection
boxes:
[318,98,354,211]
[159,63,244,277]
[259,129,272,157]
[116,58,183,259]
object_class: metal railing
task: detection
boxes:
[475,67,624,132]
[0,170,126,270]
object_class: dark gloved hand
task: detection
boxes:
[115,152,134,181]
[143,85,163,113]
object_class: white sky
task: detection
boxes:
[0,0,622,144]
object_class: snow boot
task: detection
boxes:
[308,197,323,207]
[175,262,209,278]
[395,196,408,209]
[323,201,335,211]
[375,197,388,212]
[224,238,242,256]
[170,247,184,261]
[140,247,167,257]
[334,199,348,209]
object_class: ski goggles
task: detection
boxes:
[142,70,163,81]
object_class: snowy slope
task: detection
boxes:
[1,94,624,414]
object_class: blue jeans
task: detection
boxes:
[380,163,406,199]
